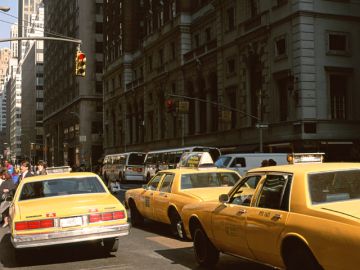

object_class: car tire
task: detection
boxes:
[103,237,119,253]
[193,226,219,267]
[283,241,323,270]
[129,201,144,226]
[169,210,187,240]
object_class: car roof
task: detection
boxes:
[248,162,360,174]
[20,172,98,183]
[157,167,241,174]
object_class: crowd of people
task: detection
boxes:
[0,159,48,228]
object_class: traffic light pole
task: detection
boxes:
[0,36,82,44]
[167,93,267,152]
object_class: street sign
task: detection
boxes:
[256,123,269,128]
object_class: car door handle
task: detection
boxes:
[236,209,247,215]
[272,214,282,221]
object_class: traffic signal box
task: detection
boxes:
[75,51,86,77]
[165,99,175,113]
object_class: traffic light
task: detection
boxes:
[165,99,175,113]
[75,51,86,76]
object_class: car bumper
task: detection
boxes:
[12,223,130,249]
[124,174,144,181]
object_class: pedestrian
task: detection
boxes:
[36,160,47,175]
[261,159,269,167]
[268,159,277,166]
[0,171,16,227]
[17,160,35,184]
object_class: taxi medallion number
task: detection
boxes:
[60,216,83,227]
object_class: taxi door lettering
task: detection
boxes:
[145,196,150,207]
[259,210,270,217]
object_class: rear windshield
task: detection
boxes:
[128,153,146,165]
[181,172,240,189]
[19,177,106,201]
[308,170,360,204]
[215,156,232,168]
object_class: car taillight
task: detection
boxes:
[15,219,54,231]
[89,211,125,223]
[113,211,125,219]
[89,213,101,223]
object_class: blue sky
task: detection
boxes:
[0,0,18,48]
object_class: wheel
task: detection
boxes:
[193,226,219,267]
[169,210,187,240]
[103,237,119,253]
[283,241,323,270]
[129,201,144,226]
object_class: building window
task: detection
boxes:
[330,74,347,119]
[327,31,350,55]
[159,49,164,66]
[274,35,287,59]
[205,27,211,42]
[226,58,236,76]
[226,7,235,31]
[194,34,200,48]
[148,55,153,72]
[95,22,103,34]
[170,42,176,60]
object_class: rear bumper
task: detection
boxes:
[12,223,130,249]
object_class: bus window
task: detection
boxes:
[128,153,146,165]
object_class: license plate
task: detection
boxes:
[60,216,83,227]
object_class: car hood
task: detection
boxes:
[181,187,231,201]
[320,200,360,220]
[16,193,123,220]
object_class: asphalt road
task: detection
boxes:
[0,184,271,270]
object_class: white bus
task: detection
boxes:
[102,152,146,188]
[143,146,221,181]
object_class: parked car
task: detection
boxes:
[125,152,240,239]
[9,172,130,255]
[182,163,360,269]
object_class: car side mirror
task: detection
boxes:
[219,194,229,203]
[142,184,147,190]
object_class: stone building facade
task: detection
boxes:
[43,0,103,168]
[103,0,360,161]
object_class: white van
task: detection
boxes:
[215,153,288,176]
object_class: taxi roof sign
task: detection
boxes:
[287,153,325,164]
[178,152,214,168]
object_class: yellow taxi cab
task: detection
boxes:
[182,162,360,270]
[125,152,241,239]
[9,172,130,254]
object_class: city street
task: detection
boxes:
[0,185,271,270]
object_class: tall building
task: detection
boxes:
[0,48,11,87]
[102,0,360,161]
[43,0,103,168]
[5,23,21,162]
[0,48,11,133]
[21,3,44,163]
[18,0,42,61]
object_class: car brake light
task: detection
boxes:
[89,213,101,223]
[102,212,113,221]
[15,219,55,231]
[113,211,125,219]
[15,221,28,231]
[88,211,125,223]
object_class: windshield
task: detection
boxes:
[181,172,239,189]
[215,156,232,168]
[308,170,360,204]
[128,153,146,165]
[19,177,106,201]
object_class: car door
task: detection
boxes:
[211,175,264,259]
[139,173,163,220]
[245,173,292,267]
[153,173,175,223]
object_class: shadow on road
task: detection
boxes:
[155,246,272,270]
[0,232,114,268]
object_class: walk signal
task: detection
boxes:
[75,51,86,76]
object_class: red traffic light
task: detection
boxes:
[77,52,86,61]
[165,99,175,112]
